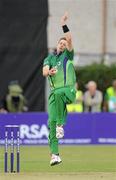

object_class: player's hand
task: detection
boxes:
[61,12,68,26]
[49,68,57,76]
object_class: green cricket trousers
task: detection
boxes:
[48,86,76,154]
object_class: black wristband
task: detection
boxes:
[62,25,69,33]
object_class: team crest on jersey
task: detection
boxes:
[57,62,61,66]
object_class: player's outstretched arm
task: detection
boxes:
[61,12,73,51]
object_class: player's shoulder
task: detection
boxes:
[44,53,54,61]
[64,48,74,55]
[63,49,74,60]
[47,53,54,58]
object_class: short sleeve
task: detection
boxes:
[43,54,52,67]
[65,49,74,60]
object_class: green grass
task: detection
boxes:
[0,145,116,180]
[0,145,116,172]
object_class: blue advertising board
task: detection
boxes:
[0,113,116,145]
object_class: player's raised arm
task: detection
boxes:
[60,12,73,52]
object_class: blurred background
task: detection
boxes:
[0,0,116,111]
[0,0,116,112]
[0,0,116,177]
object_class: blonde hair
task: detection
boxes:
[58,37,67,43]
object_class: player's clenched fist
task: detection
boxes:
[49,68,57,76]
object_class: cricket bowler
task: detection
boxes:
[43,12,76,166]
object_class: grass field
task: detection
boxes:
[0,145,116,180]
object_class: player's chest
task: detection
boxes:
[50,56,64,68]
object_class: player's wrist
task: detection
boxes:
[48,70,51,76]
[62,25,69,33]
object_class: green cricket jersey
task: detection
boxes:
[43,49,76,90]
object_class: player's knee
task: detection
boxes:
[54,91,64,98]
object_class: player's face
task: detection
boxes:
[88,85,96,95]
[57,39,67,53]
